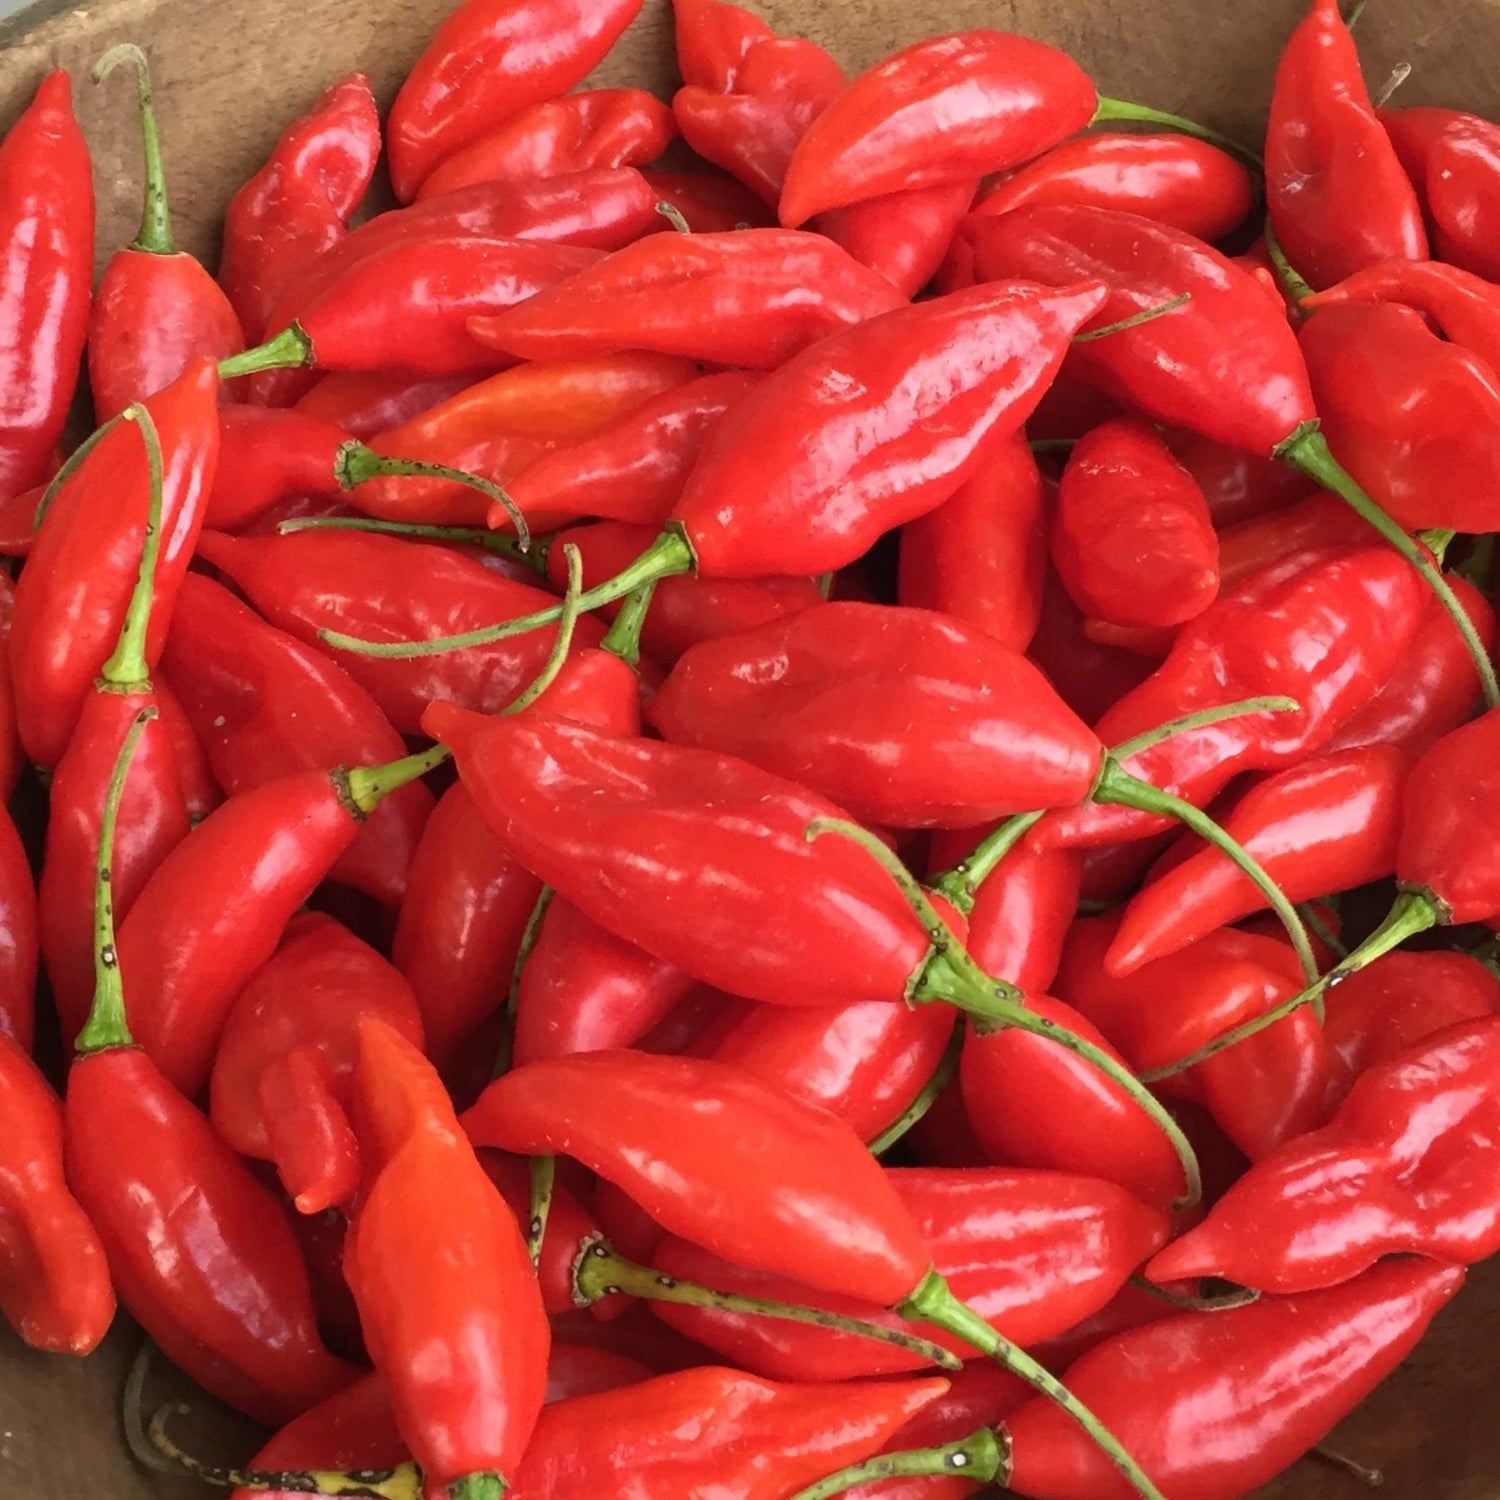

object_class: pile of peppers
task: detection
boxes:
[6,0,1500,1495]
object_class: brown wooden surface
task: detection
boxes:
[0,0,1499,1495]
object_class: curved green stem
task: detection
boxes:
[100,405,165,687]
[1094,762,1318,987]
[508,888,554,1028]
[1129,1274,1260,1312]
[808,819,1201,1209]
[786,1428,1005,1500]
[1141,888,1443,1080]
[1262,216,1314,306]
[342,743,451,817]
[218,324,313,381]
[1108,696,1300,761]
[899,1271,1167,1500]
[277,514,543,575]
[1301,901,1348,960]
[867,1016,963,1157]
[572,1238,963,1371]
[321,528,695,659]
[1276,423,1499,708]
[75,707,156,1054]
[123,1343,177,1476]
[526,1154,554,1271]
[335,441,531,552]
[599,580,657,669]
[94,44,174,255]
[1073,292,1190,343]
[1092,95,1262,169]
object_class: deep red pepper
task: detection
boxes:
[11,358,218,768]
[897,430,1049,651]
[294,369,481,443]
[87,46,244,420]
[0,571,21,799]
[345,1017,549,1498]
[0,1033,112,1353]
[161,573,433,907]
[1108,744,1410,974]
[415,89,675,202]
[1265,0,1427,290]
[209,913,424,1213]
[0,807,36,1052]
[544,1343,653,1403]
[1026,573,1154,726]
[154,678,222,823]
[479,1153,606,1316]
[972,132,1253,241]
[1149,1018,1500,1291]
[1163,427,1313,530]
[0,72,93,508]
[466,229,907,370]
[1213,491,1364,586]
[218,73,380,345]
[673,0,775,91]
[1052,417,1219,629]
[817,182,980,298]
[194,528,603,735]
[640,168,777,231]
[386,0,645,201]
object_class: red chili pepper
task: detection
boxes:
[509,1367,949,1500]
[817,183,981,299]
[1163,427,1313,530]
[1026,574,1154,726]
[1300,300,1500,532]
[709,1000,955,1145]
[209,913,424,1213]
[1149,1018,1500,1291]
[155,680,222,823]
[0,72,93,508]
[1213,491,1364,585]
[544,1343,653,1403]
[294,369,481,443]
[415,89,675,202]
[1107,744,1410,974]
[194,528,603,735]
[641,167,776,231]
[0,807,36,1053]
[387,0,644,200]
[542,520,823,667]
[1000,1260,1463,1500]
[478,1153,605,1316]
[11,358,219,768]
[1051,417,1219,629]
[467,229,907,370]
[161,574,433,907]
[66,712,357,1423]
[87,47,244,420]
[897,430,1049,651]
[1381,104,1500,283]
[345,1017,549,1498]
[218,73,380,345]
[643,1168,1169,1380]
[0,572,20,801]
[0,1033,112,1353]
[972,132,1253,241]
[1264,0,1427,290]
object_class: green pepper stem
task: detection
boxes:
[1108,696,1301,761]
[34,412,126,531]
[94,44,174,256]
[335,442,531,552]
[526,1154,554,1271]
[495,884,554,1080]
[1128,1274,1260,1312]
[341,743,452,817]
[217,324,313,381]
[808,818,1201,1209]
[277,514,543,575]
[100,405,166,687]
[1093,762,1318,987]
[867,1017,963,1157]
[75,708,157,1054]
[1141,887,1443,1080]
[571,1237,963,1372]
[1091,96,1262,169]
[598,580,657,668]
[1418,528,1456,565]
[1262,216,1315,306]
[321,527,695,659]
[1301,901,1349,960]
[1073,292,1190,343]
[785,1428,1005,1500]
[898,1270,1167,1500]
[1276,423,1500,708]
[654,200,692,234]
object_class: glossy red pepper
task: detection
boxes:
[88,47,244,420]
[1163,428,1313,530]
[1000,1260,1463,1500]
[0,808,36,1052]
[194,528,603,735]
[510,1367,948,1500]
[818,182,980,299]
[218,73,380,345]
[1052,417,1219,629]
[1150,1018,1500,1291]
[415,89,675,201]
[0,1033,112,1353]
[209,913,424,1213]
[0,571,20,799]
[295,369,481,443]
[643,1168,1169,1380]
[1265,0,1426,290]
[1027,574,1154,725]
[642,167,776,231]
[0,72,92,508]
[11,358,218,768]
[346,1017,549,1498]
[467,229,907,369]
[1108,744,1410,973]
[161,574,433,907]
[1381,104,1500,283]
[897,430,1049,651]
[972,132,1253,241]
